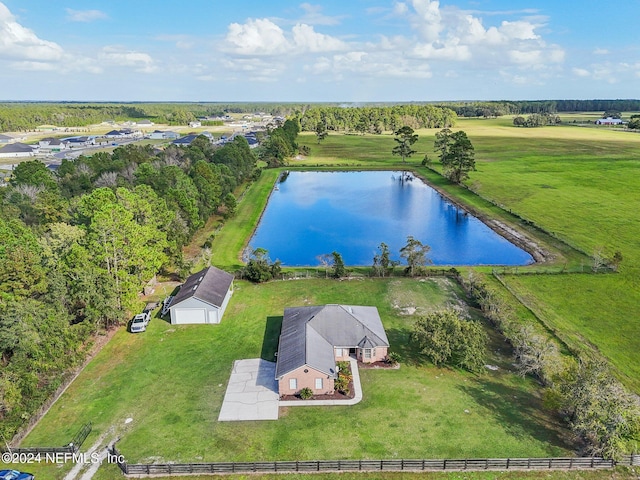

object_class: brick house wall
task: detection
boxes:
[278,365,335,396]
[357,346,388,363]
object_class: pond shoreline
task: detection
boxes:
[247,169,539,267]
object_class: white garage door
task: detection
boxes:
[174,308,207,324]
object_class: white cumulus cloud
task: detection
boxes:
[292,23,347,52]
[225,18,289,55]
[223,18,346,58]
[395,0,563,69]
[0,2,64,62]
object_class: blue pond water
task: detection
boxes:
[249,171,533,266]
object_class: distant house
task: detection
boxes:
[105,130,126,138]
[39,138,67,152]
[61,136,96,148]
[275,305,389,397]
[242,132,259,148]
[0,142,36,158]
[149,130,180,140]
[104,129,141,139]
[168,266,234,325]
[136,119,154,127]
[189,121,202,128]
[172,134,200,146]
[595,117,623,125]
[0,134,16,144]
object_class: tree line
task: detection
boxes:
[0,136,258,439]
[0,103,313,132]
[436,99,640,118]
[299,105,457,133]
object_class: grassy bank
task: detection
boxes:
[210,168,280,270]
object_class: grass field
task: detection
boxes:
[24,278,570,473]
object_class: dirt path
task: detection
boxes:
[63,429,114,480]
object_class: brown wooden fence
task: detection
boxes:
[108,445,638,476]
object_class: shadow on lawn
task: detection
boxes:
[385,326,425,366]
[457,378,574,453]
[261,316,282,362]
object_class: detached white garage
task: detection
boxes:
[169,266,234,325]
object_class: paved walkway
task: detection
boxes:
[218,359,280,421]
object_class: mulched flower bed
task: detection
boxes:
[357,360,400,370]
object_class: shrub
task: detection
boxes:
[387,352,401,365]
[298,387,313,400]
[336,361,351,373]
[334,376,350,395]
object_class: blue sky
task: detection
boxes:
[1,0,639,101]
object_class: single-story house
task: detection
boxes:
[103,129,141,139]
[169,266,234,325]
[0,142,36,158]
[595,117,623,125]
[172,134,200,146]
[136,119,154,127]
[189,121,202,128]
[164,131,180,140]
[39,138,67,151]
[148,130,180,140]
[104,130,126,139]
[61,136,96,147]
[275,304,389,397]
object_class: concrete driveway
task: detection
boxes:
[218,359,279,421]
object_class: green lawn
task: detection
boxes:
[24,278,570,470]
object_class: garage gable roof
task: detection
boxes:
[171,266,234,309]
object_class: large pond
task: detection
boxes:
[249,171,534,266]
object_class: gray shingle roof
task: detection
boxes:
[275,305,389,379]
[171,266,234,309]
[172,134,199,145]
[0,142,34,153]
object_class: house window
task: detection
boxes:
[335,348,343,357]
[315,378,323,390]
[364,348,372,359]
[289,378,297,390]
